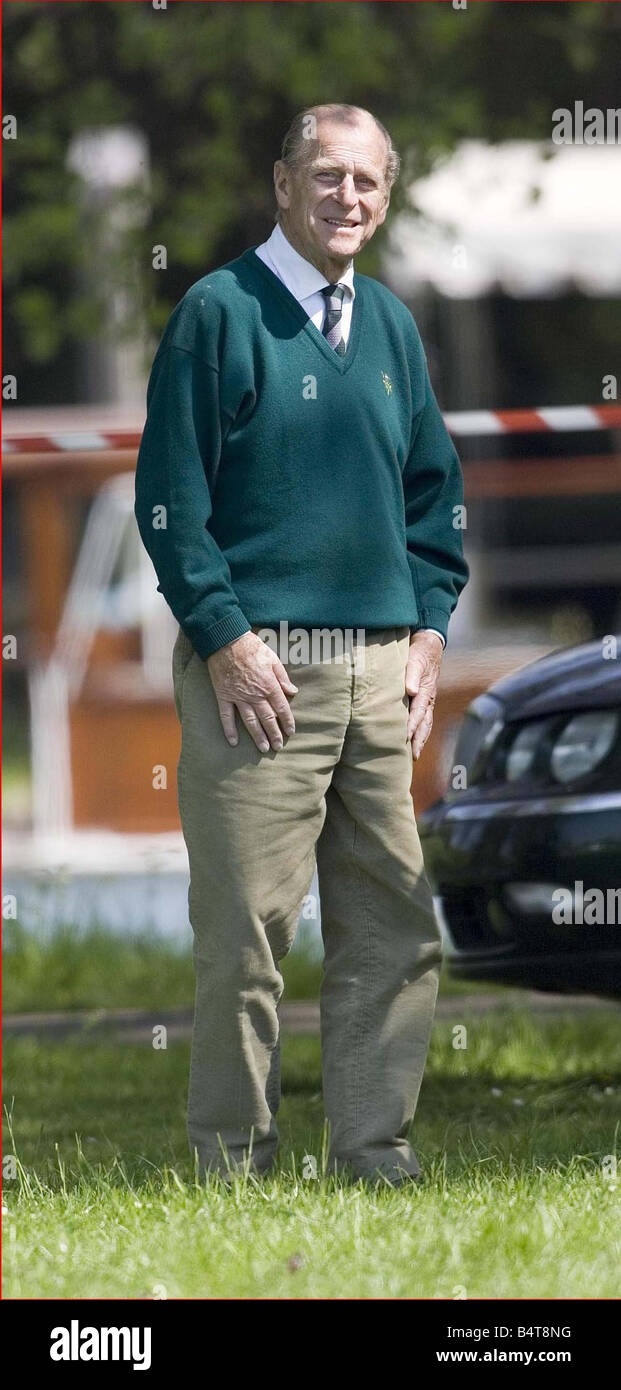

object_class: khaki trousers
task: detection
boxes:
[173,624,442,1182]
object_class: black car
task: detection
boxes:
[420,638,621,997]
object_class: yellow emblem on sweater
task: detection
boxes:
[381,371,393,395]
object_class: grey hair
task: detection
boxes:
[278,103,401,192]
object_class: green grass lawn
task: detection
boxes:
[3,919,493,1010]
[4,1007,620,1298]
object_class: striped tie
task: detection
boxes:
[320,283,347,357]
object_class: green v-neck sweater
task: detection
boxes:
[135,248,468,657]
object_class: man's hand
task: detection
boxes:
[405,630,443,760]
[207,631,298,752]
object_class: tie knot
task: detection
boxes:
[321,282,346,303]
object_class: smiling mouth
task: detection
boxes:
[323,218,360,228]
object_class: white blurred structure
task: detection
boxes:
[386,141,621,299]
[27,472,176,837]
[67,126,151,406]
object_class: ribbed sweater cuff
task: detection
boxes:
[412,607,452,646]
[192,609,252,658]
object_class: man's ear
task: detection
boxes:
[273,160,291,215]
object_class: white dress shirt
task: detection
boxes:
[254,222,445,648]
[255,220,356,343]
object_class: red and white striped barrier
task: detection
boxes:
[1,429,143,455]
[2,404,621,453]
[443,404,621,437]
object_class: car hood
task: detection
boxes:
[488,637,621,720]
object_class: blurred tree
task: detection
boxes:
[3,0,620,395]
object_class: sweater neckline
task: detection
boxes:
[244,247,364,374]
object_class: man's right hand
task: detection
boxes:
[206,631,298,752]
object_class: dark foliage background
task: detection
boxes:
[4,0,621,401]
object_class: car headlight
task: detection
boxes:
[550,710,618,784]
[505,719,549,783]
[452,694,504,785]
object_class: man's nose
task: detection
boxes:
[334,174,357,205]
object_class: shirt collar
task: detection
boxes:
[260,221,355,302]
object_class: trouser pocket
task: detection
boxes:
[172,627,195,720]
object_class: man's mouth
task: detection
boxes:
[323,218,359,228]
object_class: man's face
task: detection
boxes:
[274,115,391,274]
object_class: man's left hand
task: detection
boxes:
[405,630,444,760]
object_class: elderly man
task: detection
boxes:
[135,103,468,1185]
